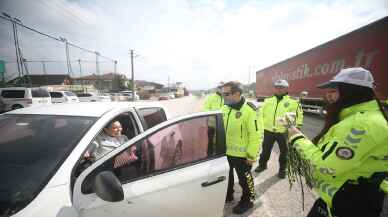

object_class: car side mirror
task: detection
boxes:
[93,171,124,202]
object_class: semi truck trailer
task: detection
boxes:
[256,16,388,113]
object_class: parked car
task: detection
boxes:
[108,93,129,102]
[168,92,176,99]
[0,87,52,112]
[76,92,111,102]
[120,91,140,101]
[0,102,227,217]
[158,93,170,100]
[50,91,80,104]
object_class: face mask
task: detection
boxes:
[224,98,236,106]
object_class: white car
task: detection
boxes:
[76,92,112,102]
[0,87,52,112]
[0,102,228,217]
[50,91,80,104]
[120,91,140,101]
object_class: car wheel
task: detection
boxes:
[12,104,23,110]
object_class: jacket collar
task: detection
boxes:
[272,94,289,101]
[339,100,380,120]
[229,97,245,110]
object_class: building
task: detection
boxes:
[72,73,129,92]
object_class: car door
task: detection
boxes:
[72,112,228,217]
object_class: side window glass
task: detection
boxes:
[50,92,62,98]
[32,88,50,97]
[138,107,167,130]
[81,115,223,194]
[1,90,25,98]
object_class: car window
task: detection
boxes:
[1,90,25,98]
[81,115,224,194]
[77,93,91,97]
[138,107,167,130]
[31,88,50,97]
[0,114,96,214]
[50,92,63,98]
[65,91,76,97]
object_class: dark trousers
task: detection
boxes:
[226,156,255,203]
[307,198,329,217]
[258,130,288,171]
[308,180,385,217]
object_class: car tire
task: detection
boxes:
[12,104,23,110]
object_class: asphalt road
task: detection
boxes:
[159,96,387,217]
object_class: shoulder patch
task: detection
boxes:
[246,102,257,111]
[336,147,354,160]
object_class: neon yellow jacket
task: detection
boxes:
[222,99,263,161]
[290,100,388,215]
[260,95,303,133]
[203,93,224,111]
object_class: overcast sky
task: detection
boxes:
[0,0,387,90]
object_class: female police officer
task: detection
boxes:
[285,67,388,217]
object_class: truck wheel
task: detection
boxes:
[12,104,23,110]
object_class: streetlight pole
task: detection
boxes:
[130,50,135,101]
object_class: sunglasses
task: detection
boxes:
[222,92,233,96]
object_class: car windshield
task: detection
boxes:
[0,114,96,216]
[64,91,76,97]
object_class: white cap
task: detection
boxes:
[273,79,289,88]
[318,67,375,89]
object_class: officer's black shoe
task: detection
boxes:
[225,195,234,203]
[232,201,253,214]
[277,170,286,179]
[254,165,267,173]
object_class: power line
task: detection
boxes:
[0,13,117,63]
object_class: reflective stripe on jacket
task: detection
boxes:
[290,100,388,215]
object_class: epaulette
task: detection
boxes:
[246,101,257,111]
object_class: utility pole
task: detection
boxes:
[78,59,83,90]
[3,13,22,80]
[41,61,47,74]
[248,65,251,85]
[114,60,117,74]
[95,51,100,91]
[60,37,71,76]
[168,75,170,93]
[130,49,135,101]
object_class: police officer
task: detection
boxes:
[203,82,224,156]
[286,67,388,217]
[222,81,263,214]
[202,82,224,111]
[297,91,308,123]
[254,79,303,178]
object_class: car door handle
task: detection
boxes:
[201,176,226,187]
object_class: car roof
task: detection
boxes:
[0,87,29,90]
[4,101,165,117]
[0,87,46,90]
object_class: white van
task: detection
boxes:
[50,91,80,104]
[0,87,52,112]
